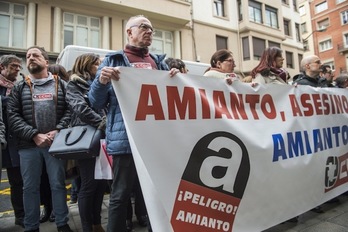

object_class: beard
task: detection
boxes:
[28,63,45,74]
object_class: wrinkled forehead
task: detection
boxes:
[130,17,152,27]
[27,48,42,56]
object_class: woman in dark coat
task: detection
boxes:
[65,53,107,232]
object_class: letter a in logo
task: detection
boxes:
[171,132,250,231]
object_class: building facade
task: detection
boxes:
[1,0,304,78]
[0,0,192,72]
[301,0,348,75]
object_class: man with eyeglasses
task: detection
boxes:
[89,15,178,232]
[293,55,328,87]
[0,54,25,228]
[292,55,328,215]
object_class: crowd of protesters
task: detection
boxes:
[1,13,347,232]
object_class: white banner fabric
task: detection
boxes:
[111,67,348,232]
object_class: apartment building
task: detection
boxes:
[300,0,348,75]
[235,0,303,77]
[189,0,303,77]
[1,0,303,77]
[0,0,193,72]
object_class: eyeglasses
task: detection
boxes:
[129,23,156,34]
[312,60,321,65]
[223,59,235,64]
[9,63,23,70]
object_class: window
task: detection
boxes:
[295,23,301,42]
[337,0,346,4]
[317,18,329,29]
[214,0,225,17]
[319,39,332,51]
[252,37,265,60]
[282,0,289,5]
[150,30,173,57]
[342,10,348,25]
[293,0,297,11]
[301,23,307,33]
[238,0,242,21]
[216,35,228,50]
[344,33,348,47]
[268,41,280,48]
[286,51,293,68]
[63,13,100,48]
[323,61,335,71]
[0,2,26,48]
[265,6,278,29]
[315,1,328,14]
[299,5,305,16]
[242,37,250,60]
[298,54,303,71]
[284,19,291,36]
[303,40,309,50]
[249,0,262,24]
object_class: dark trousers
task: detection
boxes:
[78,157,107,232]
[71,176,81,200]
[7,166,24,219]
[126,174,147,220]
[107,155,137,232]
[40,163,52,210]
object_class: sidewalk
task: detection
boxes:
[1,194,348,231]
[0,194,147,232]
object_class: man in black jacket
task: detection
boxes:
[0,54,25,228]
[293,55,328,88]
[7,46,72,232]
[293,54,326,214]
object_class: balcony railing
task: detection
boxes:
[337,42,348,54]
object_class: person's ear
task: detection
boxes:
[126,28,132,37]
[216,61,222,68]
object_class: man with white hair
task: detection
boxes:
[89,15,178,232]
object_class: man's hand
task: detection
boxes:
[225,77,233,85]
[169,68,180,77]
[47,130,58,141]
[33,133,53,148]
[99,67,121,84]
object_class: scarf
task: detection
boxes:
[270,67,288,82]
[0,74,15,96]
[124,44,149,59]
[124,44,157,69]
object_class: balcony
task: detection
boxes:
[338,42,348,54]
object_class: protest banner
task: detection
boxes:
[111,67,348,232]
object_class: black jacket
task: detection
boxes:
[7,75,70,149]
[66,74,103,128]
[0,85,20,167]
[293,72,328,87]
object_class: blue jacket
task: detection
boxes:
[88,50,168,155]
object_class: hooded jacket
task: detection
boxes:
[7,75,70,149]
[88,49,168,156]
